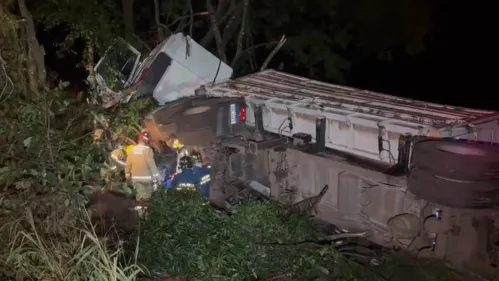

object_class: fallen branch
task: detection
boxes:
[289,184,328,214]
[260,35,286,71]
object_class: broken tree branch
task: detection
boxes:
[206,0,228,63]
[230,0,249,68]
[260,35,286,71]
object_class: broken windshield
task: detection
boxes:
[95,39,140,92]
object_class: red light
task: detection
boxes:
[239,104,246,123]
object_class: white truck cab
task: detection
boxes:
[92,33,233,108]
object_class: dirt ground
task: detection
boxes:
[87,190,140,236]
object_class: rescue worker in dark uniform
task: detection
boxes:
[172,138,190,174]
[167,156,199,191]
[190,150,211,200]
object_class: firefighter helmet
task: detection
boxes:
[190,150,202,164]
[179,156,194,170]
[137,131,150,144]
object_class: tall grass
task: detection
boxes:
[0,208,142,281]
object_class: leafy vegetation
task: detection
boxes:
[0,2,139,280]
[139,191,354,280]
[137,191,461,281]
[0,210,142,281]
[109,97,157,140]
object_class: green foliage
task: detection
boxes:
[139,191,367,280]
[373,255,462,281]
[138,191,463,281]
[0,8,142,279]
[0,90,108,202]
[251,0,352,82]
[31,0,119,50]
[109,97,157,140]
[0,208,142,281]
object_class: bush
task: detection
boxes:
[0,207,142,281]
[138,190,374,281]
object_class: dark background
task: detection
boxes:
[35,0,491,110]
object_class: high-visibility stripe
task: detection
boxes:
[132,175,154,180]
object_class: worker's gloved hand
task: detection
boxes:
[155,175,163,183]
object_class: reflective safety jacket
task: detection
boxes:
[167,168,199,190]
[125,145,161,182]
[193,164,211,200]
[110,148,127,170]
[125,145,135,156]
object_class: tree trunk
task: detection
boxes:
[200,0,240,47]
[206,0,227,63]
[86,39,97,92]
[17,0,46,94]
[122,0,135,41]
[230,0,249,68]
[153,0,165,42]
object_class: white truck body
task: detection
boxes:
[201,70,499,278]
[204,70,499,166]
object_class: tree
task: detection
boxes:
[121,0,135,41]
[31,0,119,91]
[336,0,433,56]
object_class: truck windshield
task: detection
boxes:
[136,52,172,97]
[96,40,139,91]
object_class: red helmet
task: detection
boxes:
[137,131,150,143]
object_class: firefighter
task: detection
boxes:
[125,131,162,204]
[172,138,190,173]
[100,144,127,181]
[167,156,199,191]
[191,150,211,200]
[125,143,135,156]
[136,129,148,143]
[110,145,127,168]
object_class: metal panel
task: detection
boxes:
[207,70,499,164]
[285,149,421,244]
